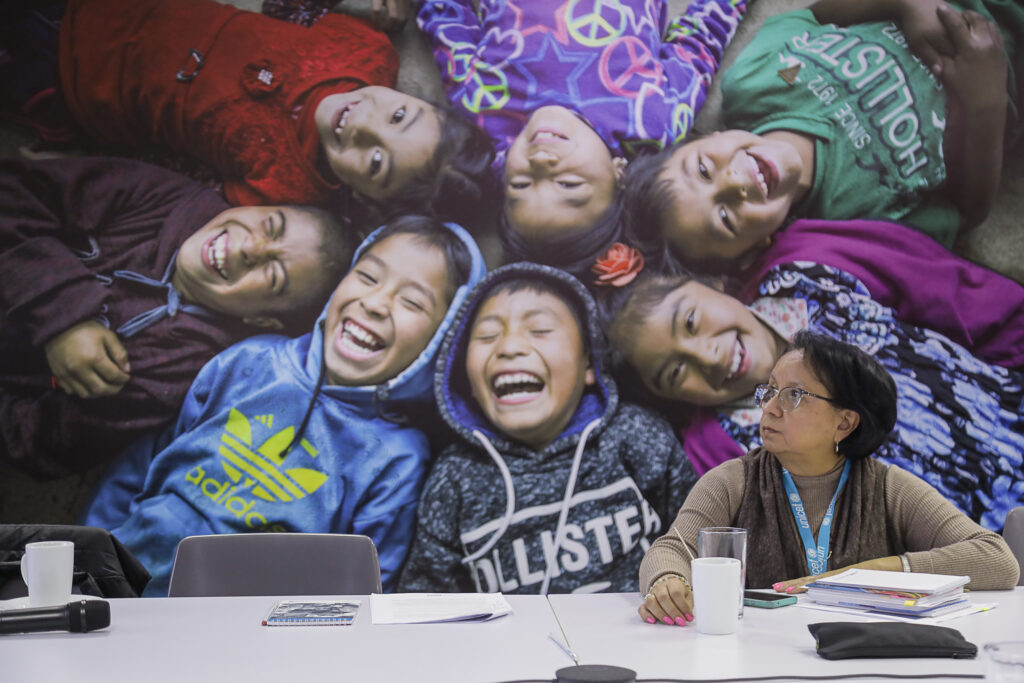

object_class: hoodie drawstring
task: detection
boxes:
[539,418,601,595]
[461,418,602,596]
[113,252,217,338]
[462,430,517,570]
[281,352,328,458]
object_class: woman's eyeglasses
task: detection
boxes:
[754,384,838,412]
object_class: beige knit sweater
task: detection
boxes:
[639,458,1020,593]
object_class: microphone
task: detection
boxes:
[0,599,110,635]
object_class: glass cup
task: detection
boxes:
[986,641,1024,682]
[698,527,747,618]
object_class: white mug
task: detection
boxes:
[20,540,74,607]
[692,557,741,635]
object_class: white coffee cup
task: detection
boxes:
[20,540,74,607]
[692,557,741,635]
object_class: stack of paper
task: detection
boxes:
[370,593,513,625]
[805,569,971,618]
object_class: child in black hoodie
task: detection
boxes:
[399,263,696,594]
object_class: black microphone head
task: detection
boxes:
[67,600,111,633]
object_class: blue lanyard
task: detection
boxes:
[780,459,851,576]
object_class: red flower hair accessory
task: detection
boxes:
[592,243,644,287]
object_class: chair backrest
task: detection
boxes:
[167,533,381,597]
[1003,507,1024,587]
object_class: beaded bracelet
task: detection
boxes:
[899,554,912,573]
[645,573,690,600]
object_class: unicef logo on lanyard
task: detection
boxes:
[781,461,851,576]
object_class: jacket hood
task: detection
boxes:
[299,221,486,413]
[435,262,617,452]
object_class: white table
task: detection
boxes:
[549,589,1024,681]
[3,589,1021,682]
[1,594,569,683]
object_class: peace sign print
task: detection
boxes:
[460,66,510,114]
[599,36,662,98]
[565,0,628,48]
[445,41,477,84]
[670,102,695,143]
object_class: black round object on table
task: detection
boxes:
[555,664,637,683]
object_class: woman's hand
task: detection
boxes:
[638,575,694,626]
[772,556,904,594]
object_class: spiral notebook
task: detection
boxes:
[262,600,360,626]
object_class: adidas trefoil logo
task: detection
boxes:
[184,408,327,530]
[219,407,327,502]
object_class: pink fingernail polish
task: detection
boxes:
[646,617,656,624]
[685,613,694,622]
[786,586,796,593]
[663,616,673,625]
[772,582,782,591]
[675,616,686,626]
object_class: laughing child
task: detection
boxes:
[0,156,349,479]
[1,0,494,222]
[600,228,1024,531]
[624,0,1023,273]
[81,216,487,595]
[417,0,746,274]
[398,263,695,594]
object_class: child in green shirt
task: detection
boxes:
[624,0,1022,273]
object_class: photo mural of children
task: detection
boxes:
[623,0,1024,273]
[81,217,487,595]
[600,222,1024,532]
[0,157,350,479]
[417,0,747,274]
[1,0,495,223]
[399,263,695,594]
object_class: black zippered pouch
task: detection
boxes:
[808,622,978,660]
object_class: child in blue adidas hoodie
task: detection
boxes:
[399,263,696,594]
[81,216,486,595]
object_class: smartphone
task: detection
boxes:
[743,590,797,609]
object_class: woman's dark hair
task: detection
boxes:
[386,106,497,228]
[364,214,473,302]
[274,205,352,335]
[791,330,898,460]
[498,191,627,281]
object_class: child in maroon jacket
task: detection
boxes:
[0,156,352,479]
[0,0,494,225]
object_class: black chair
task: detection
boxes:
[0,524,150,599]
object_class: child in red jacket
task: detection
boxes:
[0,0,494,225]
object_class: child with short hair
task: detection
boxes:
[1,0,495,223]
[599,226,1024,531]
[417,0,747,275]
[0,156,349,479]
[81,216,487,595]
[398,263,695,594]
[624,0,1023,273]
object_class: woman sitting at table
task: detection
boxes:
[637,332,1019,627]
